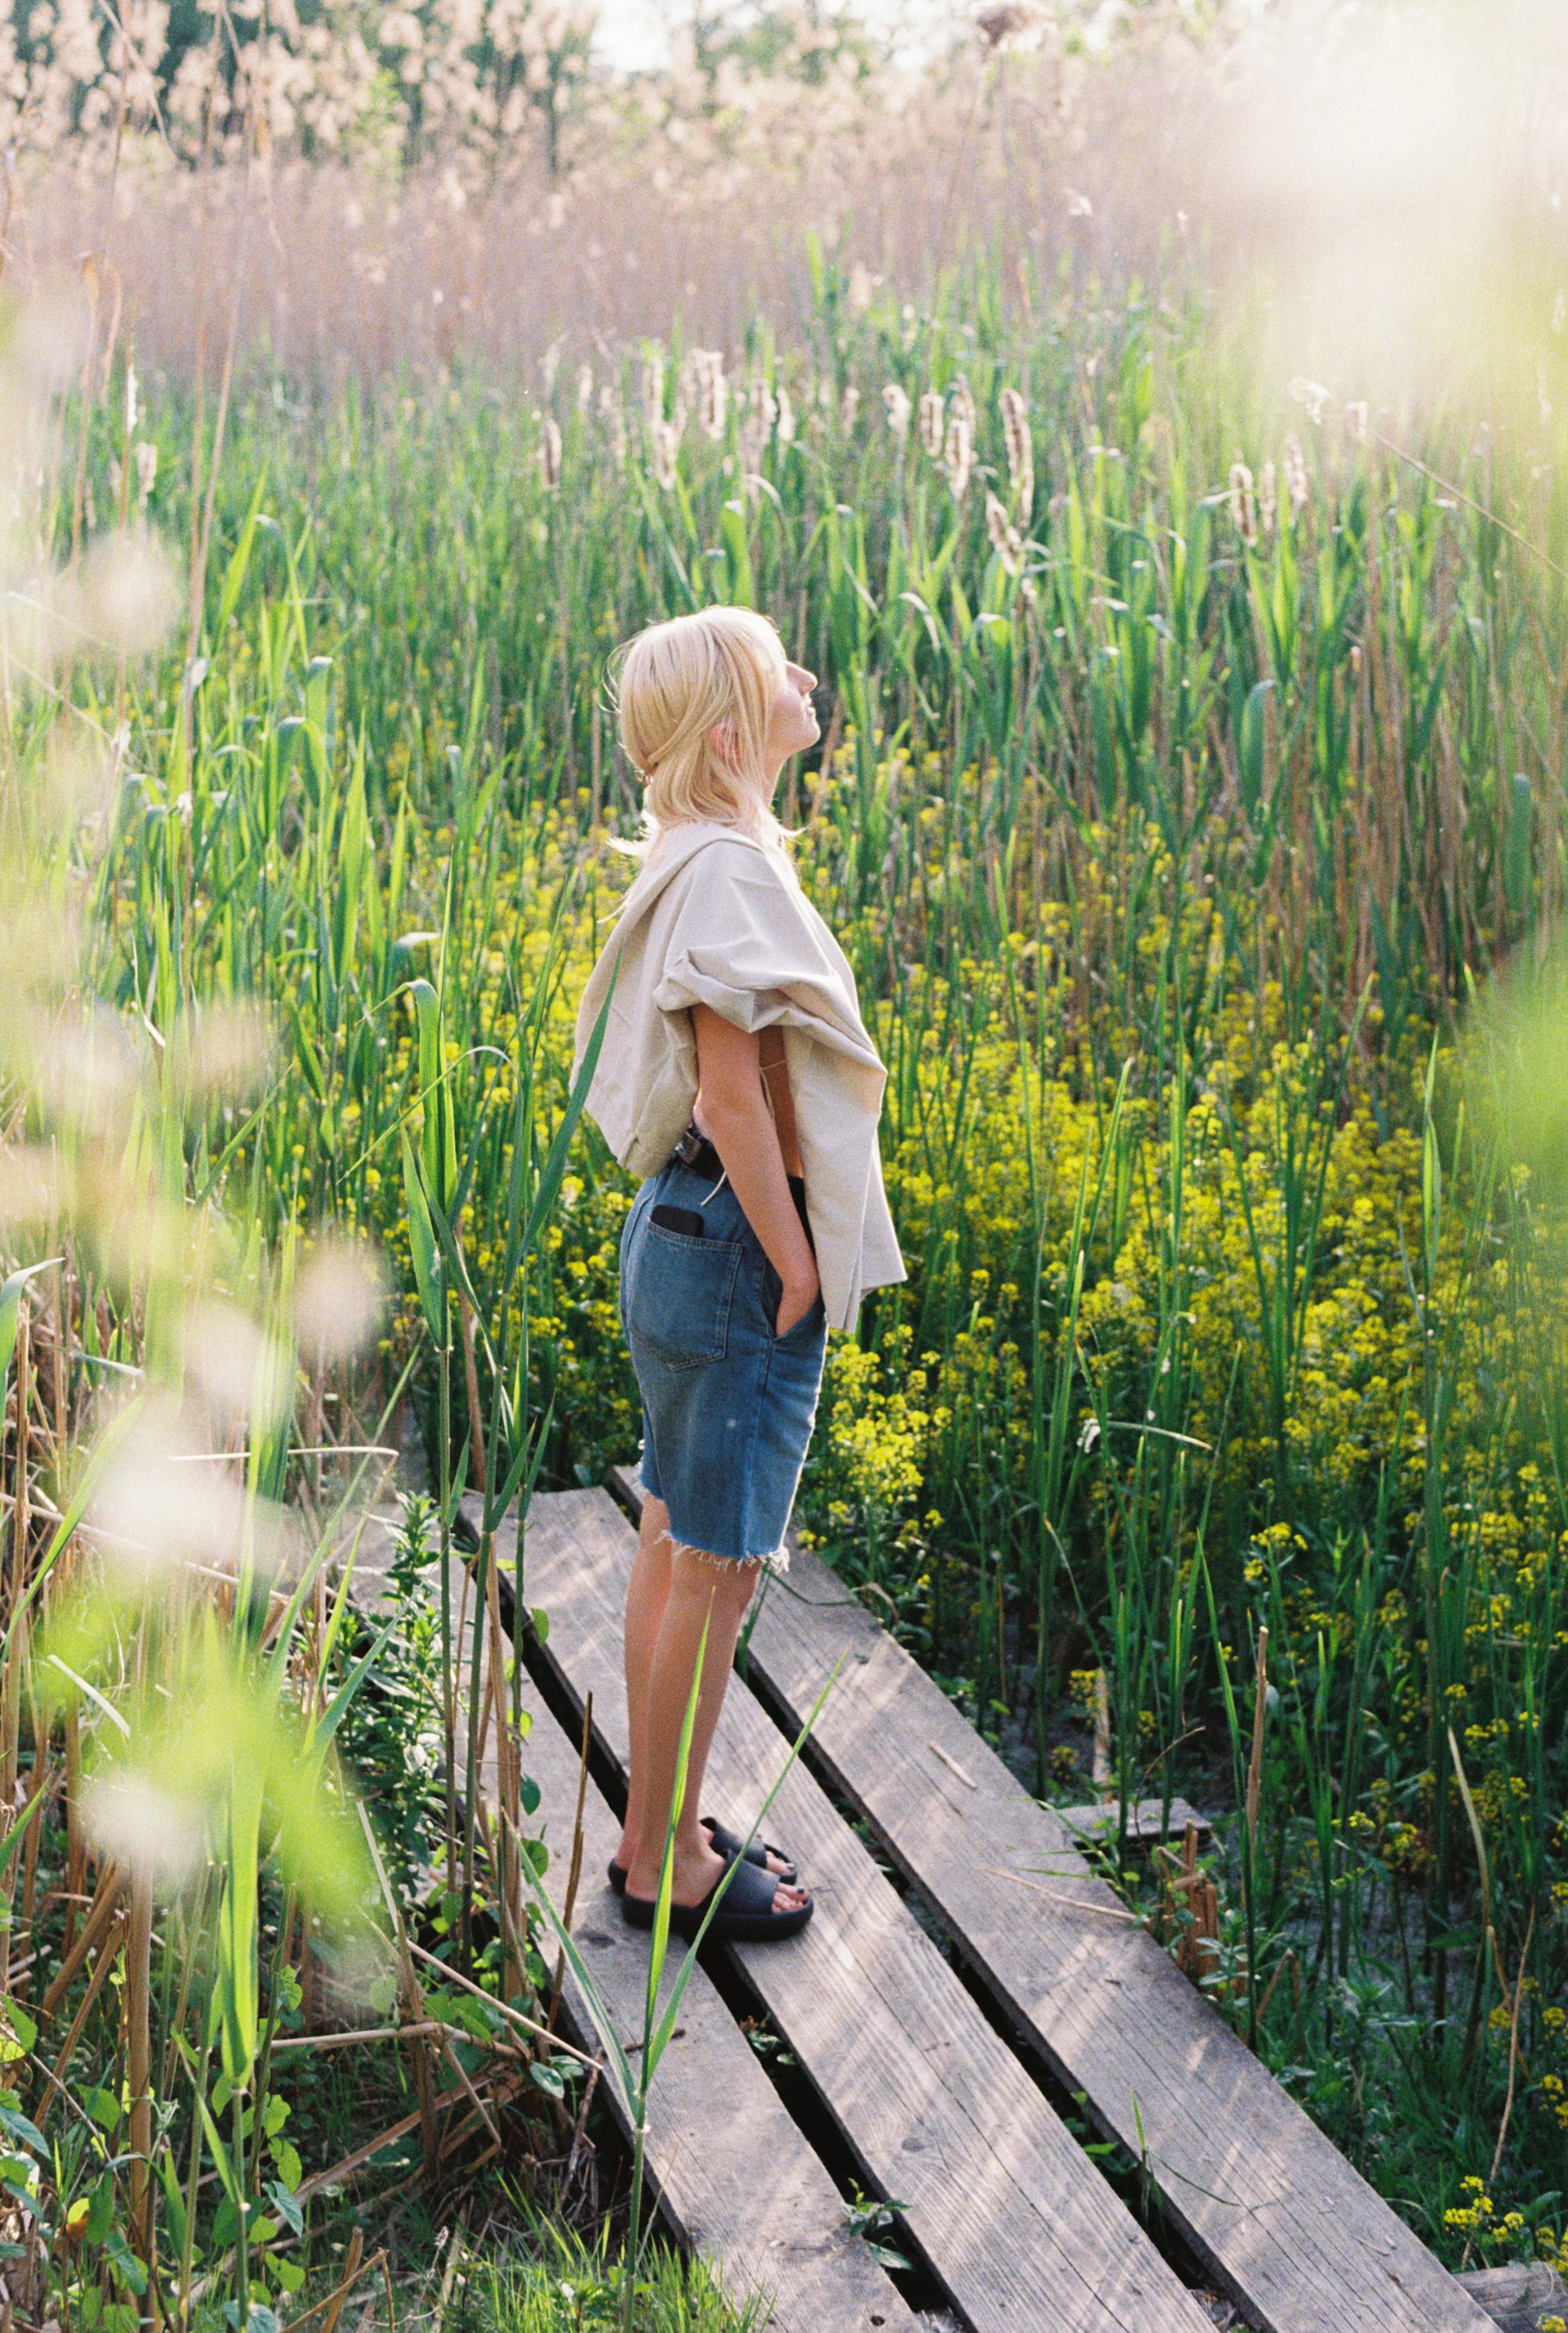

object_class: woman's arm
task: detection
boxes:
[692,1004,820,1336]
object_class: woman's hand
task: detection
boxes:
[775,1256,821,1339]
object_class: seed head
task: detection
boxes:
[1000,385,1034,514]
[883,383,911,440]
[775,386,796,446]
[1258,460,1277,537]
[641,346,665,436]
[651,420,679,492]
[599,384,627,470]
[1285,433,1309,517]
[918,389,945,459]
[538,416,563,492]
[840,382,860,433]
[1228,461,1258,548]
[985,490,1023,575]
[945,411,973,501]
[694,349,728,440]
[576,362,594,412]
[950,374,977,443]
[1289,376,1330,427]
[1344,400,1369,446]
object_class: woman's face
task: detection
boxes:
[762,656,820,783]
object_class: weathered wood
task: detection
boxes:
[598,1472,1490,2333]
[1056,1798,1211,1850]
[1455,2262,1568,2333]
[519,1489,1220,2333]
[346,1513,909,2331]
[520,1688,916,2333]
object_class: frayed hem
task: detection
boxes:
[653,1526,790,1578]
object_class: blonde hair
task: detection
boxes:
[609,606,800,861]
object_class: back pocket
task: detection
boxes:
[626,1219,743,1369]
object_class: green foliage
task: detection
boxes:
[19,238,1568,2273]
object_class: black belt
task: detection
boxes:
[670,1124,815,1252]
[673,1122,724,1181]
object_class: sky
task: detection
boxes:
[589,0,964,73]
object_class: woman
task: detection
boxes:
[571,605,905,1945]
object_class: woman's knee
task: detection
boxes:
[666,1540,763,1610]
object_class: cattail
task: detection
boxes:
[641,345,665,437]
[1227,461,1258,548]
[775,385,795,446]
[1344,400,1369,446]
[1000,385,1034,515]
[695,349,728,441]
[1258,460,1277,537]
[883,383,911,440]
[840,382,860,433]
[985,490,1023,576]
[944,411,973,501]
[541,337,564,395]
[135,440,158,510]
[1284,433,1309,517]
[538,416,562,492]
[576,362,594,413]
[651,420,679,492]
[752,373,777,435]
[918,389,945,459]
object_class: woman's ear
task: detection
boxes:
[709,715,738,766]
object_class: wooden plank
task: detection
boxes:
[1056,1798,1211,1850]
[1454,2264,1568,2333]
[345,1514,910,2332]
[520,1689,917,2333]
[518,1489,1221,2333]
[600,1475,1491,2333]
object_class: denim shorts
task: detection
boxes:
[618,1159,828,1568]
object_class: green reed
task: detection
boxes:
[41,231,1568,2253]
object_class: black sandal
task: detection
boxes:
[606,1818,797,1898]
[621,1848,813,1943]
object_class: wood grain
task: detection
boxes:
[520,1489,1221,2333]
[520,1685,916,2333]
[596,1473,1490,2333]
[347,1515,908,2332]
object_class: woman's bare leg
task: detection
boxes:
[622,1532,807,1911]
[619,1492,795,1887]
[617,1493,675,1872]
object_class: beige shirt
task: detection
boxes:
[572,821,906,1333]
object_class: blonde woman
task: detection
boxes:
[572,606,905,1944]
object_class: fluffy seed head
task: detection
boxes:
[986,490,1024,575]
[883,383,911,440]
[1000,385,1034,514]
[918,389,945,458]
[944,411,973,501]
[1228,461,1258,547]
[538,415,562,492]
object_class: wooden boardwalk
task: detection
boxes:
[353,1486,1521,2333]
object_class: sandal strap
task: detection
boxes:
[710,1850,792,1920]
[703,1819,795,1874]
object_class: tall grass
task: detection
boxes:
[11,222,1568,2276]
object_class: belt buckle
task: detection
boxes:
[673,1124,704,1169]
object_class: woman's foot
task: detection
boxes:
[612,1816,796,1889]
[624,1830,808,1917]
[621,1846,815,1943]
